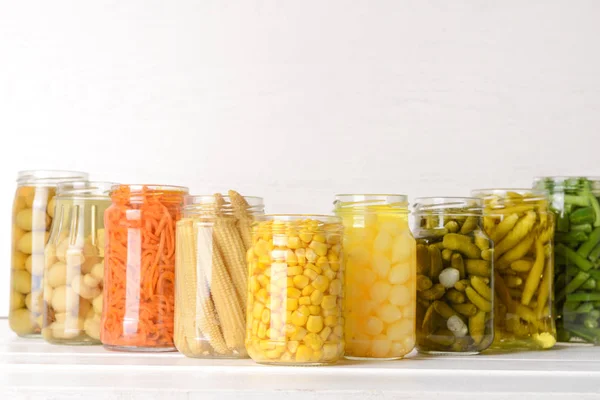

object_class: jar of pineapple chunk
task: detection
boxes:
[246,215,345,365]
[412,197,494,354]
[174,192,264,358]
[9,170,88,337]
[334,194,416,360]
[42,181,113,344]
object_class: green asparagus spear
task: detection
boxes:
[556,244,593,271]
[565,194,590,207]
[571,223,593,233]
[557,271,590,302]
[590,243,600,263]
[588,193,600,227]
[567,292,600,302]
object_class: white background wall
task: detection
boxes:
[1,1,599,316]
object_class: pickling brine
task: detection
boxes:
[472,189,556,350]
[412,198,494,354]
[534,177,600,344]
[334,195,416,360]
[9,170,88,337]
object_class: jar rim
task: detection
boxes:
[184,194,264,207]
[17,170,89,186]
[257,214,342,224]
[471,188,547,199]
[413,197,483,214]
[57,181,116,198]
[334,194,408,202]
[110,184,189,194]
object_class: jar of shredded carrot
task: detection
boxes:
[174,192,264,358]
[101,184,188,352]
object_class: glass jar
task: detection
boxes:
[333,194,416,360]
[472,189,556,350]
[412,197,494,354]
[9,170,88,337]
[534,177,600,344]
[245,215,345,365]
[174,192,264,358]
[41,182,113,344]
[101,184,188,352]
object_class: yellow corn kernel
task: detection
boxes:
[323,306,340,317]
[319,326,332,341]
[284,323,296,337]
[257,291,270,306]
[287,298,299,311]
[327,252,339,263]
[329,279,342,296]
[286,249,298,265]
[302,285,315,296]
[293,275,310,289]
[321,295,337,310]
[258,255,271,264]
[259,340,276,350]
[307,316,324,333]
[261,309,271,324]
[263,267,272,277]
[258,322,267,339]
[287,277,295,287]
[303,268,318,281]
[312,275,330,292]
[295,345,313,362]
[257,275,269,288]
[323,343,339,360]
[311,349,324,362]
[306,248,318,263]
[288,237,301,249]
[295,248,306,266]
[310,290,324,305]
[324,269,336,281]
[333,324,343,337]
[250,276,260,292]
[330,243,342,255]
[280,351,293,362]
[299,232,313,243]
[305,263,322,275]
[316,256,329,268]
[288,266,302,276]
[253,302,265,318]
[291,308,309,326]
[287,287,301,299]
[254,239,270,257]
[308,305,321,315]
[265,349,282,359]
[287,340,300,353]
[310,241,328,257]
[325,315,337,327]
[303,332,324,350]
[299,296,311,306]
[286,310,293,320]
[291,326,308,341]
[252,319,259,335]
[313,233,326,243]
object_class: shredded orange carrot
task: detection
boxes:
[101,185,186,349]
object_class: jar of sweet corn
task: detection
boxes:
[174,191,264,358]
[101,184,188,352]
[334,194,416,360]
[472,189,556,350]
[245,215,345,365]
[534,177,600,344]
[41,181,113,345]
[412,197,494,354]
[9,170,88,337]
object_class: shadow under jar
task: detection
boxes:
[245,215,345,366]
[472,189,556,350]
[334,194,416,360]
[413,197,494,354]
[101,184,188,352]
[534,177,600,344]
[9,170,88,337]
[174,193,264,358]
[42,181,114,345]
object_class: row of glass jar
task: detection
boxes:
[9,170,600,365]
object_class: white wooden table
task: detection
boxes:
[1,319,599,399]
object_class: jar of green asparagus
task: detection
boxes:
[534,177,600,344]
[412,198,494,354]
[472,189,556,350]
